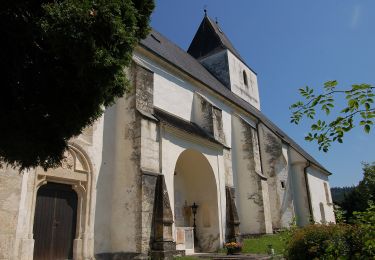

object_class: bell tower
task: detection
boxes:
[188,14,261,110]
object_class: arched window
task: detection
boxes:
[243,70,248,86]
[324,182,331,204]
[319,202,326,224]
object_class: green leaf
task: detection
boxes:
[311,96,321,107]
[324,80,338,89]
[348,99,359,109]
[341,107,350,113]
[364,124,371,133]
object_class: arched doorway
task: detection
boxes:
[173,149,220,252]
[29,144,94,259]
[33,182,78,260]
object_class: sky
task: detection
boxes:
[150,0,375,187]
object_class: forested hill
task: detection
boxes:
[330,186,355,204]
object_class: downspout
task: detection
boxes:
[304,161,314,223]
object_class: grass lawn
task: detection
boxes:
[174,233,286,259]
[241,233,286,255]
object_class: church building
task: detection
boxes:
[0,14,335,260]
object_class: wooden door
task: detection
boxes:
[33,183,78,260]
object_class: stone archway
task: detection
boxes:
[173,149,220,253]
[29,143,94,260]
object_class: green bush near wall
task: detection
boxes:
[284,222,374,259]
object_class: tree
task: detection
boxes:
[340,162,375,222]
[290,81,374,152]
[0,0,154,170]
[330,186,355,204]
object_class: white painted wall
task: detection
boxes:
[227,51,260,110]
[133,53,233,148]
[232,116,271,234]
[257,122,295,230]
[306,167,335,224]
[279,144,295,227]
[94,94,141,254]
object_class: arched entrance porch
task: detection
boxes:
[173,149,220,253]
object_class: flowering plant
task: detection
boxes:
[224,241,242,249]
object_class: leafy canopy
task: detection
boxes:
[0,0,154,170]
[290,81,374,152]
[340,162,375,221]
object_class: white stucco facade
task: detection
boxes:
[227,51,260,110]
[306,166,335,224]
[0,17,335,260]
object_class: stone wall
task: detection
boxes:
[0,167,22,260]
[258,124,294,229]
[192,93,226,145]
[232,116,272,234]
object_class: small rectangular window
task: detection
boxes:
[280,181,285,189]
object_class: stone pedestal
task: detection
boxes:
[225,187,241,243]
[151,175,182,259]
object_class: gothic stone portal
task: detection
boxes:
[33,183,78,260]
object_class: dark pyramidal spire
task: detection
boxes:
[187,15,243,61]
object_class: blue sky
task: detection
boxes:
[150,0,375,187]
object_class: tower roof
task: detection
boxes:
[187,15,244,61]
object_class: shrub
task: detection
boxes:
[285,224,350,259]
[352,203,375,257]
[285,223,375,259]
